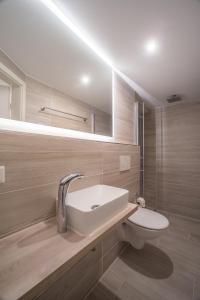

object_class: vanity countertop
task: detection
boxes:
[0,203,137,300]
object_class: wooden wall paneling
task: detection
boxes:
[0,130,140,237]
[113,74,136,144]
[94,107,112,136]
[157,103,200,220]
[144,103,200,220]
[26,77,112,136]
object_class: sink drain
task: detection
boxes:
[91,204,100,210]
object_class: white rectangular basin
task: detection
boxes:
[66,184,129,236]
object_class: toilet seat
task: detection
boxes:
[128,207,169,230]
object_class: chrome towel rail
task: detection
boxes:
[40,106,87,122]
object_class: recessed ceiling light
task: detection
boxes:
[145,39,159,54]
[81,75,90,85]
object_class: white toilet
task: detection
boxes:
[119,207,169,249]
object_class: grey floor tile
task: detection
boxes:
[116,243,174,279]
[117,281,156,300]
[100,269,124,294]
[111,247,193,300]
[158,232,200,276]
[86,282,120,300]
[86,214,199,300]
[168,213,200,237]
[189,233,200,244]
[193,277,200,300]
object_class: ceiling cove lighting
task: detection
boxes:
[40,0,114,69]
[145,39,159,54]
[39,0,161,106]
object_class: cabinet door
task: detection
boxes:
[36,244,102,300]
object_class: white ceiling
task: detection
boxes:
[0,0,112,113]
[1,0,200,107]
[55,0,200,104]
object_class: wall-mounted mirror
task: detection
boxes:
[0,0,112,137]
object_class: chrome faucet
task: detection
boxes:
[57,173,83,233]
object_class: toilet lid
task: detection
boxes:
[128,207,169,230]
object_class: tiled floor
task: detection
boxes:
[86,212,200,300]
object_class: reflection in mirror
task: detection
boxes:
[0,0,112,137]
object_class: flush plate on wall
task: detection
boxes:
[120,155,131,171]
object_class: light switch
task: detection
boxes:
[0,166,5,183]
[120,155,131,172]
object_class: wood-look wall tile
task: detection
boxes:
[157,103,200,220]
[144,103,200,220]
[102,142,138,153]
[103,168,139,190]
[25,77,111,136]
[0,130,140,237]
[102,149,139,174]
[26,90,53,126]
[0,151,102,193]
[0,184,56,236]
[69,174,102,193]
[113,74,136,144]
[0,131,104,153]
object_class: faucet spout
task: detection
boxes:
[57,173,83,233]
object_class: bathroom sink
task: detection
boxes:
[66,184,129,236]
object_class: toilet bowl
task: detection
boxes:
[119,207,169,249]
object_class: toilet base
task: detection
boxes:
[118,221,166,250]
[129,236,145,249]
[118,223,145,249]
